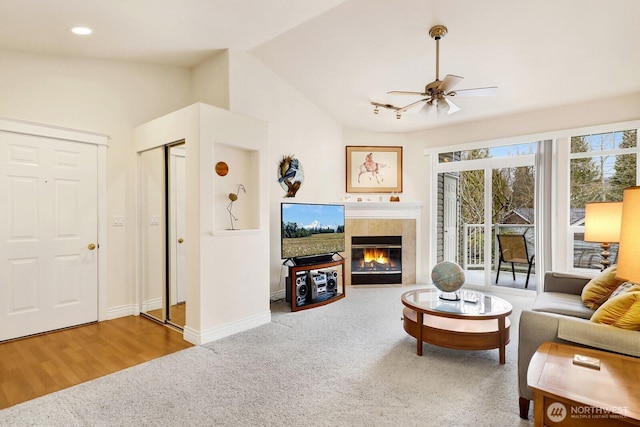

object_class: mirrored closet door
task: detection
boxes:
[167,144,186,327]
[139,141,186,329]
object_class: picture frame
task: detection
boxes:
[346,146,402,193]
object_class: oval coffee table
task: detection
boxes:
[401,288,512,364]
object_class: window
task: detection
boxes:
[429,121,640,284]
[569,129,637,270]
[439,142,536,163]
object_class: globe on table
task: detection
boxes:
[431,261,465,301]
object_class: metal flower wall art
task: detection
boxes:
[227,184,246,230]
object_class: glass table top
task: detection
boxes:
[401,288,512,317]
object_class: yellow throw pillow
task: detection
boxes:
[591,291,640,330]
[581,265,624,310]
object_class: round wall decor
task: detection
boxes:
[215,161,229,176]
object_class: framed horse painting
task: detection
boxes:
[345,146,402,193]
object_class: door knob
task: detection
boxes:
[88,243,96,250]
[178,238,184,244]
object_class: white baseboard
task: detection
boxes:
[270,289,286,301]
[183,311,271,345]
[140,298,162,313]
[104,304,138,320]
[103,305,273,348]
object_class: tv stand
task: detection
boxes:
[287,258,345,312]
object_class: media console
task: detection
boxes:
[286,257,345,312]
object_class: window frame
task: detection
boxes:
[566,129,639,274]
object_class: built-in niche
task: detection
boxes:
[213,142,259,232]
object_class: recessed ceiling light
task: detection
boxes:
[70,27,93,36]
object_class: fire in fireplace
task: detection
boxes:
[358,248,399,271]
[351,236,402,285]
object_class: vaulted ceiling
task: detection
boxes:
[1,0,639,133]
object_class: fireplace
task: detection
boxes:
[351,236,402,285]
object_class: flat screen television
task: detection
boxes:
[281,202,345,263]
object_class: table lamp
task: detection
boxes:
[584,201,623,271]
[617,187,640,283]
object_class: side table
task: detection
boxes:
[527,342,640,426]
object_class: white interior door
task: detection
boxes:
[0,131,98,341]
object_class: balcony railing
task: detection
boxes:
[463,223,613,272]
[463,223,534,270]
[463,224,485,269]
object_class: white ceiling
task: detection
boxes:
[1,0,639,133]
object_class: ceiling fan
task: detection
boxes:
[371,25,497,119]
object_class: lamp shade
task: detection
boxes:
[584,201,623,243]
[617,187,640,283]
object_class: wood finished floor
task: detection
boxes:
[0,315,193,409]
[146,302,186,327]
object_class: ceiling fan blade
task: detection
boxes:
[438,74,464,92]
[444,97,461,114]
[452,86,498,97]
[398,98,430,112]
[387,90,425,96]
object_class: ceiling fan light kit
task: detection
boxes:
[371,25,497,119]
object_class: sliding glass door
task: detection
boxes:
[434,143,537,291]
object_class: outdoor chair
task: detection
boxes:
[496,234,535,288]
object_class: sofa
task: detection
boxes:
[518,271,640,419]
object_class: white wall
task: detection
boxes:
[0,50,192,316]
[406,92,640,149]
[221,49,345,296]
[341,129,429,282]
[190,50,230,109]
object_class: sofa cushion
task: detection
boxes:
[532,292,595,320]
[591,291,640,330]
[557,316,640,357]
[581,265,624,310]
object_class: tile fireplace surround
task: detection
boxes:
[344,202,423,286]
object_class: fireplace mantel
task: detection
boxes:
[343,201,423,220]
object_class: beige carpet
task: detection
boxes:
[0,285,535,426]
